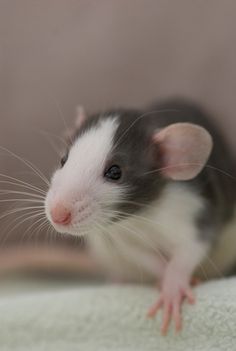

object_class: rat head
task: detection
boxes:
[45,108,213,236]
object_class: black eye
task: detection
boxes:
[104,165,122,181]
[60,154,68,167]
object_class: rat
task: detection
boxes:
[45,100,236,334]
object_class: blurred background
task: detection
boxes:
[0,0,236,278]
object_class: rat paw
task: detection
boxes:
[147,280,195,335]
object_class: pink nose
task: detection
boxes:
[50,205,71,225]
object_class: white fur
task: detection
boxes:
[88,183,209,282]
[45,116,126,235]
[200,208,236,279]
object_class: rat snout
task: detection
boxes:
[50,204,72,226]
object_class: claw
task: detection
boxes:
[172,296,183,333]
[161,302,172,335]
[185,288,195,304]
[147,298,163,318]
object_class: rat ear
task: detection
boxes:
[75,105,87,129]
[153,123,213,180]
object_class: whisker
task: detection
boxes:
[45,91,73,145]
[102,208,168,232]
[95,220,145,283]
[0,146,50,186]
[0,206,45,222]
[204,255,224,279]
[26,219,49,244]
[0,209,45,240]
[0,211,45,246]
[112,109,180,152]
[0,198,44,204]
[26,219,49,245]
[46,224,54,246]
[0,174,47,195]
[91,220,114,251]
[110,217,166,265]
[50,225,60,246]
[104,199,168,212]
[2,208,45,226]
[0,190,45,199]
[22,216,48,242]
[198,263,209,281]
[38,129,68,151]
[142,162,236,180]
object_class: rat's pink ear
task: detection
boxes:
[153,123,213,180]
[75,105,87,129]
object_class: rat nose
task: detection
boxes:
[50,204,71,225]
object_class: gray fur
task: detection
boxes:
[65,99,236,243]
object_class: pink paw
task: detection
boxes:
[147,282,195,335]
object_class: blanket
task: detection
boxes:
[0,278,235,351]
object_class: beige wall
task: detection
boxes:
[0,0,236,245]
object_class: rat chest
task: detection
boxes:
[87,184,205,281]
[87,219,168,282]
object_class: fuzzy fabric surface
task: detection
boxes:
[0,278,235,351]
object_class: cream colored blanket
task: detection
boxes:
[0,278,235,350]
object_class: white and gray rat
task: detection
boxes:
[45,100,236,334]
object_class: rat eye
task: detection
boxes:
[104,165,122,181]
[60,154,68,168]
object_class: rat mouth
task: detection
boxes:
[50,221,87,236]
